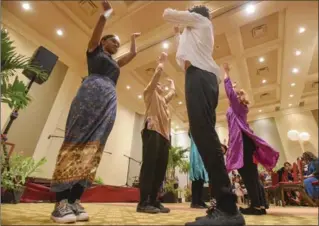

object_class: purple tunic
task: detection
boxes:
[224,77,279,172]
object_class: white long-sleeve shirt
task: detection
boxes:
[163,8,221,83]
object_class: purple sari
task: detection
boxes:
[224,77,279,172]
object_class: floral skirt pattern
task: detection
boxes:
[51,75,117,192]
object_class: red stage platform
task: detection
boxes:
[21,182,140,203]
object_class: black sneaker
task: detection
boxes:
[136,202,160,214]
[186,208,245,226]
[69,200,89,221]
[154,201,170,213]
[239,207,266,215]
[51,199,77,223]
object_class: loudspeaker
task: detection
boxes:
[23,46,58,84]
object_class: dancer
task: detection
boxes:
[163,6,245,226]
[137,52,176,214]
[50,1,140,223]
[189,132,209,209]
[223,63,279,215]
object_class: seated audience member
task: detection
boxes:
[233,175,244,204]
[302,152,319,199]
[277,162,293,182]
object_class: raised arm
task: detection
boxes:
[144,52,168,95]
[223,63,242,111]
[163,8,204,27]
[173,26,181,47]
[88,0,112,52]
[117,33,141,68]
[164,78,176,104]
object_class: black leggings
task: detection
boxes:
[56,183,85,203]
[238,133,267,208]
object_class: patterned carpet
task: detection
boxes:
[1,202,318,225]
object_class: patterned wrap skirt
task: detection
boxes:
[51,75,117,192]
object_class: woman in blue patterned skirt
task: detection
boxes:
[50,1,140,224]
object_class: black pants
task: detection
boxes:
[191,179,204,205]
[139,129,169,205]
[185,66,237,213]
[56,183,85,203]
[238,132,267,207]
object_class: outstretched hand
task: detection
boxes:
[158,52,168,64]
[131,33,141,40]
[223,63,230,79]
[102,0,112,12]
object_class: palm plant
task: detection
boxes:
[1,28,48,191]
[1,28,48,110]
[166,146,189,180]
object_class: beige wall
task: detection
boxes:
[275,111,318,163]
[311,109,318,126]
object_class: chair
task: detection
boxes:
[278,160,316,207]
[264,172,280,205]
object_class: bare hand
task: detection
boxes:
[166,78,174,84]
[223,63,230,72]
[158,52,168,64]
[174,26,180,34]
[102,0,112,12]
[131,32,141,39]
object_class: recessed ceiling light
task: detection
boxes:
[245,4,256,14]
[291,83,296,87]
[289,103,292,107]
[56,29,63,36]
[259,57,265,63]
[258,109,262,113]
[262,79,267,84]
[162,42,169,49]
[292,68,299,74]
[295,50,302,56]
[138,95,142,99]
[22,2,31,11]
[176,126,179,129]
[289,94,294,98]
[165,86,169,91]
[178,101,183,105]
[126,85,131,90]
[298,27,306,34]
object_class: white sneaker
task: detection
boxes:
[51,199,77,223]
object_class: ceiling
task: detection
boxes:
[2,1,318,131]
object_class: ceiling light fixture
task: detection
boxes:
[178,101,183,105]
[176,126,179,129]
[165,86,169,91]
[289,103,292,107]
[22,2,31,11]
[162,42,169,49]
[259,57,265,63]
[245,4,256,14]
[295,50,302,56]
[292,68,299,74]
[138,95,142,99]
[291,83,296,87]
[258,109,262,113]
[298,27,306,34]
[56,29,63,36]
[289,94,294,98]
[262,79,267,84]
[126,85,131,90]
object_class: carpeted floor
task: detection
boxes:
[1,202,318,225]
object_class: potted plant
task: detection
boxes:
[162,146,189,203]
[1,152,47,204]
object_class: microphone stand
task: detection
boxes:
[122,154,141,187]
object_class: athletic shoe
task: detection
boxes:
[51,199,77,223]
[154,201,170,213]
[69,200,89,221]
[239,207,266,215]
[136,202,160,214]
[187,208,245,226]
